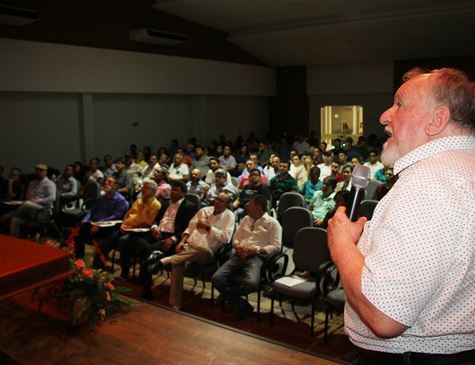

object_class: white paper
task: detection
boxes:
[275,275,306,287]
[2,200,23,205]
[122,227,150,232]
[91,220,122,227]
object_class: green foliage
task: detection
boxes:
[59,259,131,327]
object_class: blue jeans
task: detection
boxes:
[211,254,262,313]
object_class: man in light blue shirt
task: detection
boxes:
[309,176,336,226]
[301,166,323,203]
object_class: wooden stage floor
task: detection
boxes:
[0,295,342,365]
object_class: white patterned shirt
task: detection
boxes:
[345,135,475,353]
[233,212,282,255]
[184,206,235,251]
[168,163,190,181]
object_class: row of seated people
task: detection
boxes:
[64,139,388,194]
[119,131,385,179]
[0,129,387,206]
[71,177,279,320]
[0,136,386,209]
[0,150,395,238]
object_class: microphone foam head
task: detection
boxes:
[351,165,371,189]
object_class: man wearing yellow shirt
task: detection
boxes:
[93,178,161,275]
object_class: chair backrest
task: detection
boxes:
[276,192,305,218]
[83,181,101,199]
[366,180,382,200]
[185,193,201,209]
[281,206,313,249]
[360,199,378,220]
[81,181,101,210]
[293,227,331,273]
[52,187,61,217]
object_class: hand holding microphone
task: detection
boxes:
[328,165,371,252]
[347,165,371,221]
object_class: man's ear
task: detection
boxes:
[426,105,450,136]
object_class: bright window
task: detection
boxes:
[320,105,363,150]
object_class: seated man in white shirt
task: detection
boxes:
[205,157,232,185]
[141,154,160,179]
[218,145,237,174]
[263,154,280,181]
[167,152,190,182]
[212,194,282,320]
[289,154,308,189]
[363,150,384,179]
[84,157,104,185]
[316,152,333,181]
[204,169,238,205]
[147,192,235,309]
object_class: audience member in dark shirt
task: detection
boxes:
[73,176,128,258]
[232,168,269,222]
[373,167,398,201]
[113,158,133,202]
[0,167,24,202]
[268,160,299,207]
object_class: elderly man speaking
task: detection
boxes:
[328,68,475,364]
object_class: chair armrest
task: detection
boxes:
[215,242,233,266]
[316,261,340,296]
[261,252,289,283]
[34,208,52,224]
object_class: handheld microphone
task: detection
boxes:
[347,165,371,221]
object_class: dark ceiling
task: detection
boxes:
[1,0,474,68]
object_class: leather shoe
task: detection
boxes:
[147,259,164,275]
[147,250,164,263]
[140,288,154,301]
[232,302,254,321]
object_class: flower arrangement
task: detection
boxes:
[60,259,130,327]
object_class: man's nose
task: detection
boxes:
[379,107,392,125]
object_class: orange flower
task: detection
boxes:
[82,268,93,278]
[75,259,86,270]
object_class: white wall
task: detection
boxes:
[0,38,274,95]
[307,63,394,136]
[92,94,269,158]
[0,92,81,173]
[92,94,194,159]
[204,95,269,144]
[0,38,274,172]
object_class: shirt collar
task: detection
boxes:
[394,135,475,175]
[250,212,269,223]
[170,197,184,206]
